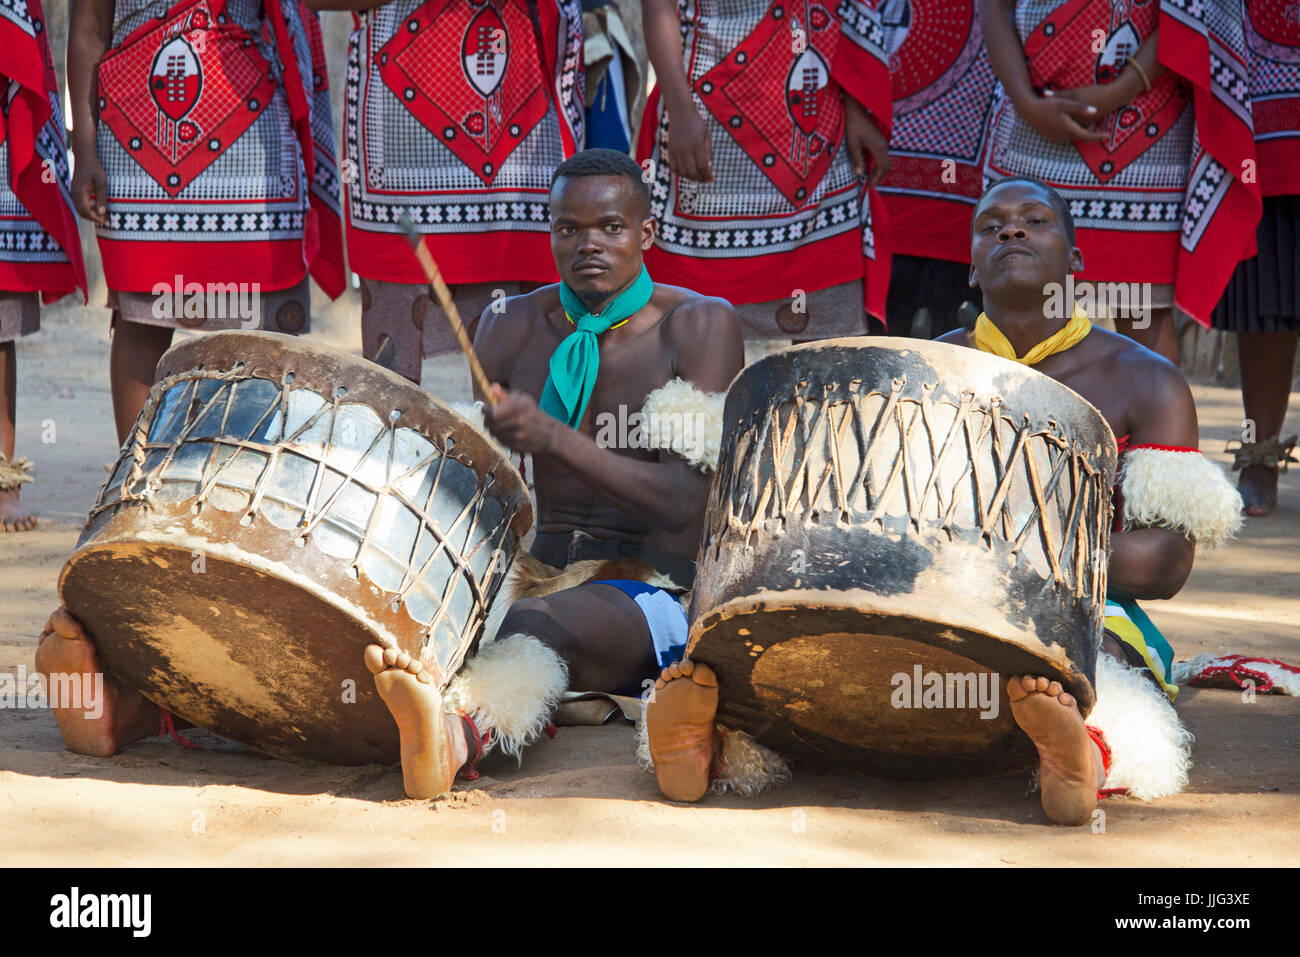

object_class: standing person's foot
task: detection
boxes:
[1238,465,1280,517]
[33,608,161,756]
[1006,675,1105,826]
[364,645,470,798]
[646,659,721,802]
[0,487,35,531]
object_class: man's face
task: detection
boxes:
[969,181,1083,308]
[549,175,655,308]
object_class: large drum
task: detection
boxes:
[688,339,1117,778]
[59,332,531,764]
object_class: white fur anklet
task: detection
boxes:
[636,718,791,797]
[1089,653,1194,800]
[443,634,568,760]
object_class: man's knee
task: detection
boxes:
[499,597,575,653]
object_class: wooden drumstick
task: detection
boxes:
[398,215,497,408]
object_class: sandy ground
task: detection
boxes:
[1,293,1297,867]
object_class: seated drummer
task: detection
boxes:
[35,149,744,800]
[646,177,1240,824]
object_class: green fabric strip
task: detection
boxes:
[540,265,654,428]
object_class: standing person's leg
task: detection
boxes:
[1235,329,1299,515]
[1114,306,1178,365]
[1,292,40,531]
[108,314,173,445]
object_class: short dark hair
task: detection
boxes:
[976,176,1077,245]
[550,149,651,217]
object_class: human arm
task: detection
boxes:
[1053,31,1167,121]
[977,0,1107,143]
[1107,358,1201,601]
[481,300,744,533]
[68,0,114,225]
[844,95,891,187]
[643,0,713,182]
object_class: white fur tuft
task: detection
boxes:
[636,720,791,797]
[443,634,568,760]
[710,728,792,796]
[640,378,726,472]
[1119,448,1243,550]
[1089,653,1194,801]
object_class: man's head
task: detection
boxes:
[549,149,655,309]
[969,178,1083,312]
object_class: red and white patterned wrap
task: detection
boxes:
[983,0,1261,327]
[1244,0,1300,196]
[343,0,584,285]
[637,0,894,320]
[872,0,999,264]
[93,0,343,295]
[0,0,87,301]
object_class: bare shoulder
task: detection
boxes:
[473,283,560,376]
[657,284,744,391]
[658,284,742,344]
[1090,327,1198,444]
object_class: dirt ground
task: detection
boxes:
[2,293,1297,866]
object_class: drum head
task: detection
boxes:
[62,540,401,764]
[689,595,1092,778]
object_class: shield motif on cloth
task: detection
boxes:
[96,0,274,197]
[377,0,549,185]
[694,2,843,207]
[879,0,973,104]
[1022,0,1187,184]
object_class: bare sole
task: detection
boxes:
[364,645,465,799]
[1007,674,1104,826]
[646,659,719,803]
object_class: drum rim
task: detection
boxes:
[722,335,1118,459]
[153,330,533,537]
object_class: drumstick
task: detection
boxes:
[398,215,497,408]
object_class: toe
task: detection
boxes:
[395,651,411,670]
[692,663,718,687]
[1034,676,1049,693]
[679,659,695,676]
[416,670,434,684]
[668,662,682,680]
[1059,691,1075,709]
[406,658,423,674]
[50,607,87,640]
[363,644,387,675]
[382,647,399,667]
[1047,680,1063,697]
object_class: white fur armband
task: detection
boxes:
[640,378,726,472]
[1119,448,1243,550]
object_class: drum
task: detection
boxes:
[59,332,531,764]
[688,338,1117,778]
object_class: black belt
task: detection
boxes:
[530,530,696,592]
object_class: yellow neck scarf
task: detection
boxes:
[973,304,1092,365]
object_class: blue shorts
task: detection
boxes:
[592,579,689,671]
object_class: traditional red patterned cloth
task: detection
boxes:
[1244,0,1300,196]
[872,0,998,264]
[93,0,343,295]
[636,0,893,320]
[0,0,87,301]
[984,0,1261,327]
[344,0,583,285]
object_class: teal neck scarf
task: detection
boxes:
[540,265,654,428]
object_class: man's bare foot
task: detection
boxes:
[0,488,35,532]
[364,645,469,798]
[1238,465,1279,517]
[33,607,161,756]
[1007,675,1106,826]
[646,659,721,802]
